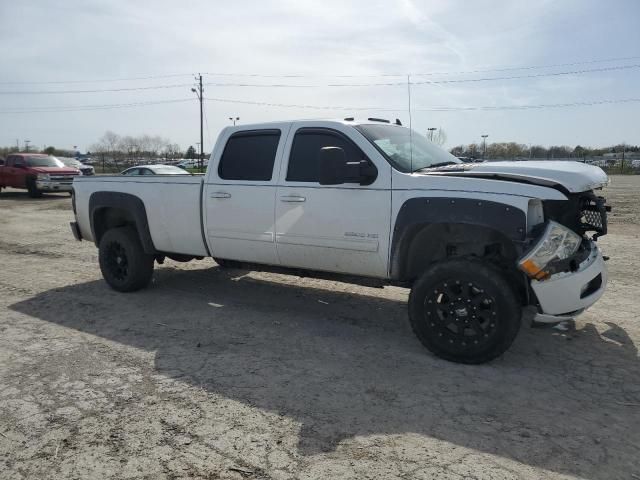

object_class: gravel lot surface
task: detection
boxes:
[1,176,639,480]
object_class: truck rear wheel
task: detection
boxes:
[98,226,154,292]
[408,258,521,364]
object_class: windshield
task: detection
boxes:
[61,158,81,167]
[26,155,65,168]
[355,124,460,173]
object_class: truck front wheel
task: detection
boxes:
[408,258,521,364]
[98,227,154,292]
[27,179,42,198]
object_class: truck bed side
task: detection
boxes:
[73,175,208,257]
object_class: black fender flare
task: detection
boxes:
[89,191,157,254]
[390,197,527,280]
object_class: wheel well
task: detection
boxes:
[93,207,137,246]
[89,192,156,254]
[400,223,521,283]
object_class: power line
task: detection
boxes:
[411,63,640,85]
[2,63,639,94]
[0,83,193,95]
[414,98,640,111]
[203,63,640,88]
[410,55,640,77]
[1,54,639,87]
[1,95,638,115]
[203,96,640,112]
[0,73,194,85]
[204,55,640,78]
[0,98,193,114]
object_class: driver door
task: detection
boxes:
[275,124,392,278]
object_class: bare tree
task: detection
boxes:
[88,131,181,168]
[163,143,181,160]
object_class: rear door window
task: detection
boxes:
[218,130,281,181]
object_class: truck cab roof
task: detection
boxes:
[222,118,404,131]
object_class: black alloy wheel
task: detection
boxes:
[98,226,154,292]
[409,258,522,364]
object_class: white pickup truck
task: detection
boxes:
[70,118,609,364]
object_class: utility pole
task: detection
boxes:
[427,127,437,141]
[191,74,204,173]
[481,134,488,161]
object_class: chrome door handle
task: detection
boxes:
[280,195,306,202]
[210,192,231,199]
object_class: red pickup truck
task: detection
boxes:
[0,153,80,197]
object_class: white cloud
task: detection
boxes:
[0,0,638,150]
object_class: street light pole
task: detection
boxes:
[191,74,204,173]
[481,134,488,160]
[427,127,437,141]
[24,140,31,152]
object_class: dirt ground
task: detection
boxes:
[1,177,639,480]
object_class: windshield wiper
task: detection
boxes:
[413,161,458,172]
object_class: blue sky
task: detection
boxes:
[0,0,638,152]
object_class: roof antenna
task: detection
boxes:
[407,74,414,172]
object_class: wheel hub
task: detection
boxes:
[106,242,128,281]
[424,280,498,346]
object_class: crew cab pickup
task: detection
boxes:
[70,119,609,364]
[0,153,80,197]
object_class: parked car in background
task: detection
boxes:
[0,153,80,197]
[177,159,208,169]
[61,157,95,176]
[120,165,192,176]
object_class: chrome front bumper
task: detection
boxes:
[36,180,74,191]
[531,241,607,320]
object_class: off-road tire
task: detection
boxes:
[98,226,154,292]
[408,258,522,364]
[26,178,42,198]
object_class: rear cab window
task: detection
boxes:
[218,129,281,181]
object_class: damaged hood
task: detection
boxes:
[421,161,609,193]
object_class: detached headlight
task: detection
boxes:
[37,173,50,181]
[518,221,582,280]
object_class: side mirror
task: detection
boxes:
[318,147,378,186]
[318,147,347,185]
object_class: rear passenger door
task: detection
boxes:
[204,126,290,265]
[5,156,27,188]
[275,124,392,278]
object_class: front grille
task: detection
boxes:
[580,196,608,239]
[50,175,78,183]
[543,191,609,240]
